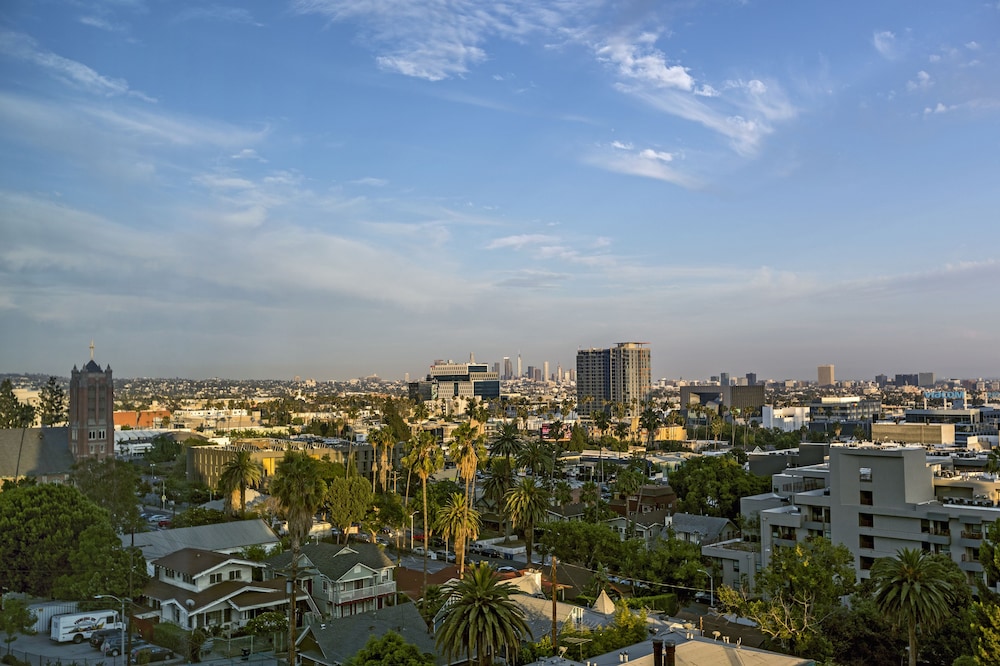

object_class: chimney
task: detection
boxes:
[652,639,663,666]
[663,638,676,666]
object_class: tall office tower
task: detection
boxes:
[576,342,651,417]
[895,373,919,386]
[503,357,512,380]
[543,361,550,382]
[746,372,758,386]
[918,372,935,388]
[493,361,500,375]
[68,342,115,462]
[720,372,731,386]
[556,363,562,383]
[526,365,536,381]
[517,354,522,378]
[818,364,835,387]
[875,374,888,388]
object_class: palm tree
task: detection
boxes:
[435,562,531,666]
[368,425,394,493]
[404,430,444,590]
[269,451,327,666]
[516,439,552,479]
[871,548,965,666]
[449,422,484,510]
[553,480,573,509]
[986,448,1000,477]
[639,405,660,451]
[436,492,481,576]
[505,477,549,565]
[491,421,522,464]
[218,450,264,517]
[592,410,611,439]
[483,457,515,542]
[579,481,599,508]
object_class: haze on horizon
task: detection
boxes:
[1,2,998,383]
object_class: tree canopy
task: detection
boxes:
[38,377,66,427]
[0,379,35,429]
[667,454,770,520]
[70,457,144,533]
[347,630,434,666]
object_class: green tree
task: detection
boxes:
[244,611,287,636]
[538,520,622,571]
[269,451,327,666]
[70,456,144,533]
[38,376,66,427]
[668,455,770,521]
[0,379,35,428]
[719,536,855,659]
[0,484,148,598]
[347,630,434,666]
[403,430,444,590]
[490,422,522,464]
[326,476,374,541]
[552,480,573,509]
[436,492,481,576]
[1,597,37,655]
[435,562,531,666]
[871,548,966,666]
[449,423,485,509]
[172,507,232,528]
[218,451,264,517]
[505,477,549,565]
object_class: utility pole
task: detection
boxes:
[550,555,558,651]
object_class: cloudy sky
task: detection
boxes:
[1,1,998,383]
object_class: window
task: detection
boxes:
[165,569,175,579]
[229,570,242,580]
[859,513,874,528]
[859,467,872,482]
[210,573,222,584]
[859,534,874,549]
[860,556,874,571]
[860,490,873,506]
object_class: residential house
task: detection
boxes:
[140,548,314,632]
[267,543,396,619]
[668,513,739,546]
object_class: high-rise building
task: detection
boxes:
[895,373,919,387]
[746,372,758,386]
[818,364,835,387]
[918,372,936,388]
[576,342,651,417]
[503,357,512,380]
[68,343,114,462]
[408,357,500,402]
[516,354,522,379]
[720,372,731,386]
[875,374,888,388]
[543,361,550,383]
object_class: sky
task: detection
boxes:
[1,1,998,383]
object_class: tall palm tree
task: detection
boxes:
[269,451,327,666]
[436,492,481,576]
[483,457,515,542]
[871,548,965,666]
[449,423,485,510]
[368,425,394,493]
[435,562,531,666]
[579,481,599,508]
[404,430,444,590]
[505,477,549,565]
[516,439,552,480]
[218,450,264,517]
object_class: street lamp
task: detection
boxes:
[95,594,126,662]
[698,569,714,607]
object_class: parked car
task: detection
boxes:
[468,543,484,554]
[496,566,519,574]
[435,550,456,563]
[90,628,122,649]
[129,645,173,664]
[412,546,426,556]
[103,637,146,657]
[483,548,501,558]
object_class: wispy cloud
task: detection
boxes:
[495,269,571,289]
[873,30,898,59]
[906,70,932,92]
[172,5,264,26]
[231,148,267,162]
[79,16,129,33]
[595,34,693,91]
[0,29,155,102]
[584,142,697,188]
[351,177,388,187]
[487,234,560,250]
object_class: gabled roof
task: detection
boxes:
[124,519,279,561]
[670,513,736,539]
[152,548,258,577]
[267,543,394,582]
[298,603,444,665]
[0,427,73,479]
[142,577,298,616]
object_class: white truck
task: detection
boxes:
[50,610,122,644]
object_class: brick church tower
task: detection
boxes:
[68,342,115,462]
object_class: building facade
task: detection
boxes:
[68,348,115,462]
[577,342,651,417]
[818,364,835,387]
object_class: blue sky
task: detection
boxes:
[1,1,998,382]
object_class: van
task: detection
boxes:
[50,611,122,644]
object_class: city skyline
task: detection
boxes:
[1,2,998,381]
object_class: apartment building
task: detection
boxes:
[576,342,651,417]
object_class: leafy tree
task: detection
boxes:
[172,507,233,528]
[436,492,481,576]
[871,548,966,666]
[0,484,147,598]
[347,630,434,666]
[145,434,182,464]
[244,611,287,635]
[538,521,622,570]
[568,423,588,452]
[668,455,770,521]
[326,476,374,542]
[719,536,854,659]
[435,562,530,666]
[38,376,66,427]
[70,457,143,533]
[218,451,264,517]
[975,601,1000,665]
[1,597,36,655]
[0,379,34,428]
[505,477,549,565]
[825,593,903,666]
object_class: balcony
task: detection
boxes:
[331,581,396,605]
[961,531,983,541]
